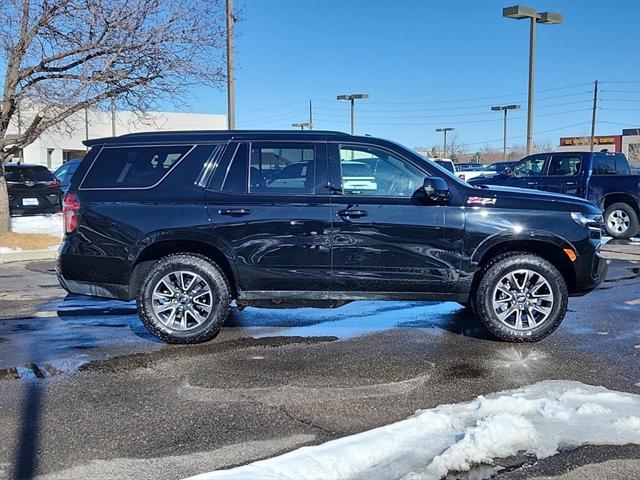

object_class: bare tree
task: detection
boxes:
[0,0,229,233]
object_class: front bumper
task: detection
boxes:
[570,249,608,296]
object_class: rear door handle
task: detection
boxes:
[526,182,539,186]
[219,208,251,216]
[337,209,368,218]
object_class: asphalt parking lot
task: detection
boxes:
[0,240,638,480]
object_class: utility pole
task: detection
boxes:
[84,107,89,150]
[226,0,235,130]
[491,104,521,161]
[590,80,598,152]
[17,102,23,162]
[110,97,116,137]
[503,6,563,155]
[308,100,313,130]
[337,94,369,134]
[436,127,455,158]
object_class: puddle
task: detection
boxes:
[228,301,482,340]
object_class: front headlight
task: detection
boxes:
[571,212,603,229]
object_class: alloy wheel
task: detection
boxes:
[607,209,630,235]
[491,269,554,331]
[151,270,214,331]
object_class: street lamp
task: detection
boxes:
[337,93,369,134]
[435,127,455,158]
[292,122,311,130]
[491,104,521,161]
[503,5,563,155]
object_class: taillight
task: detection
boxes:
[63,192,80,234]
[45,179,60,188]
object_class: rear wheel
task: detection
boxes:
[604,202,639,239]
[472,252,568,342]
[137,253,230,344]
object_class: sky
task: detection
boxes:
[187,0,640,152]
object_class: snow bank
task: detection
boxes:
[186,381,640,480]
[10,214,63,237]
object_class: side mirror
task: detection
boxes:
[422,176,450,204]
[503,167,514,177]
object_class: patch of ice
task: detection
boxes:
[10,213,63,237]
[185,381,640,480]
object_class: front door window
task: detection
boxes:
[338,145,424,197]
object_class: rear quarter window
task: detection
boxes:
[81,145,194,189]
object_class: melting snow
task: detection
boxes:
[10,213,64,237]
[186,381,640,480]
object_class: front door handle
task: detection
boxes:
[219,208,251,216]
[526,182,539,186]
[337,209,368,219]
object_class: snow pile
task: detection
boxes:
[10,213,64,237]
[0,246,23,254]
[186,381,640,480]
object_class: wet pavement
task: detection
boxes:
[0,241,638,480]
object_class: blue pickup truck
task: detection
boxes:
[468,151,640,239]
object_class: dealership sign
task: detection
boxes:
[560,136,620,146]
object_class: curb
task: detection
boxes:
[0,248,58,263]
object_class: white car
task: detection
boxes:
[341,161,377,192]
[456,161,517,182]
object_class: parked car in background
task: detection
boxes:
[468,151,640,239]
[457,161,517,182]
[58,130,606,344]
[53,159,82,192]
[5,163,62,215]
[433,158,456,174]
[455,163,482,171]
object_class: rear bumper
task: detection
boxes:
[57,271,130,301]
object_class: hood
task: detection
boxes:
[467,184,600,214]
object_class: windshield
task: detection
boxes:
[5,166,54,182]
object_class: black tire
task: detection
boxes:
[137,253,230,344]
[604,202,639,239]
[472,252,568,342]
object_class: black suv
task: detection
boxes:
[5,163,62,215]
[57,131,607,343]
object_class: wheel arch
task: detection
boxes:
[471,236,577,294]
[129,233,238,299]
[601,193,640,217]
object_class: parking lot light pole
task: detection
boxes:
[337,94,369,134]
[503,6,563,155]
[491,104,521,161]
[435,127,455,158]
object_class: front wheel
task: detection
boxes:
[604,202,639,239]
[137,253,230,344]
[472,252,568,342]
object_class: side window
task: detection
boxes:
[339,145,424,197]
[512,155,546,177]
[592,155,616,175]
[81,145,193,188]
[547,155,582,176]
[249,143,317,194]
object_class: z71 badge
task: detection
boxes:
[467,196,497,205]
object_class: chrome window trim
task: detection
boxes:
[195,143,226,188]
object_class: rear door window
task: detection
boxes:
[81,145,194,189]
[249,143,317,194]
[547,155,582,176]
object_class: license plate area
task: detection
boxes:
[22,198,39,206]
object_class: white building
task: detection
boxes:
[6,108,226,169]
